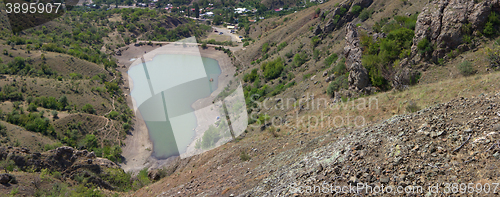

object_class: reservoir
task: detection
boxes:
[128,54,221,159]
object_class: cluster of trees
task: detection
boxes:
[27,95,70,111]
[0,57,57,78]
[5,110,55,136]
[0,83,24,102]
[360,15,418,90]
[144,22,211,42]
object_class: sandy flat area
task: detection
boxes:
[115,41,235,172]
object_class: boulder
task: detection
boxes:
[87,151,96,158]
[56,146,74,158]
[148,169,162,181]
[0,173,15,184]
[314,25,323,35]
[323,19,335,33]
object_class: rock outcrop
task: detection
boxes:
[411,0,500,62]
[344,23,370,91]
[322,0,374,34]
[0,146,120,189]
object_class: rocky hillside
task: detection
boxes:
[242,93,500,196]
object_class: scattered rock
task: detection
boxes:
[0,173,15,184]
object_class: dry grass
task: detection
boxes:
[205,34,232,42]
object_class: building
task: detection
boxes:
[234,8,247,14]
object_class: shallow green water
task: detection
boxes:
[128,54,221,159]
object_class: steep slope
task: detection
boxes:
[134,68,500,196]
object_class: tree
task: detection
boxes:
[58,95,68,109]
[51,110,58,119]
[28,103,38,112]
[82,104,95,114]
[201,43,208,49]
[194,3,200,18]
[213,15,223,25]
[483,22,495,37]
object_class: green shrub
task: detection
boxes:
[483,22,495,37]
[457,61,475,76]
[261,42,269,53]
[0,159,15,172]
[52,171,62,179]
[326,74,348,97]
[313,49,320,60]
[261,58,284,80]
[351,5,363,15]
[0,124,6,136]
[332,58,346,75]
[277,42,287,51]
[406,101,420,113]
[293,53,307,67]
[108,111,119,119]
[82,104,95,114]
[340,7,347,15]
[462,35,472,44]
[51,110,58,118]
[243,69,258,82]
[28,103,38,112]
[200,125,223,149]
[102,168,132,191]
[311,36,321,47]
[240,151,251,161]
[359,9,373,21]
[324,53,338,67]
